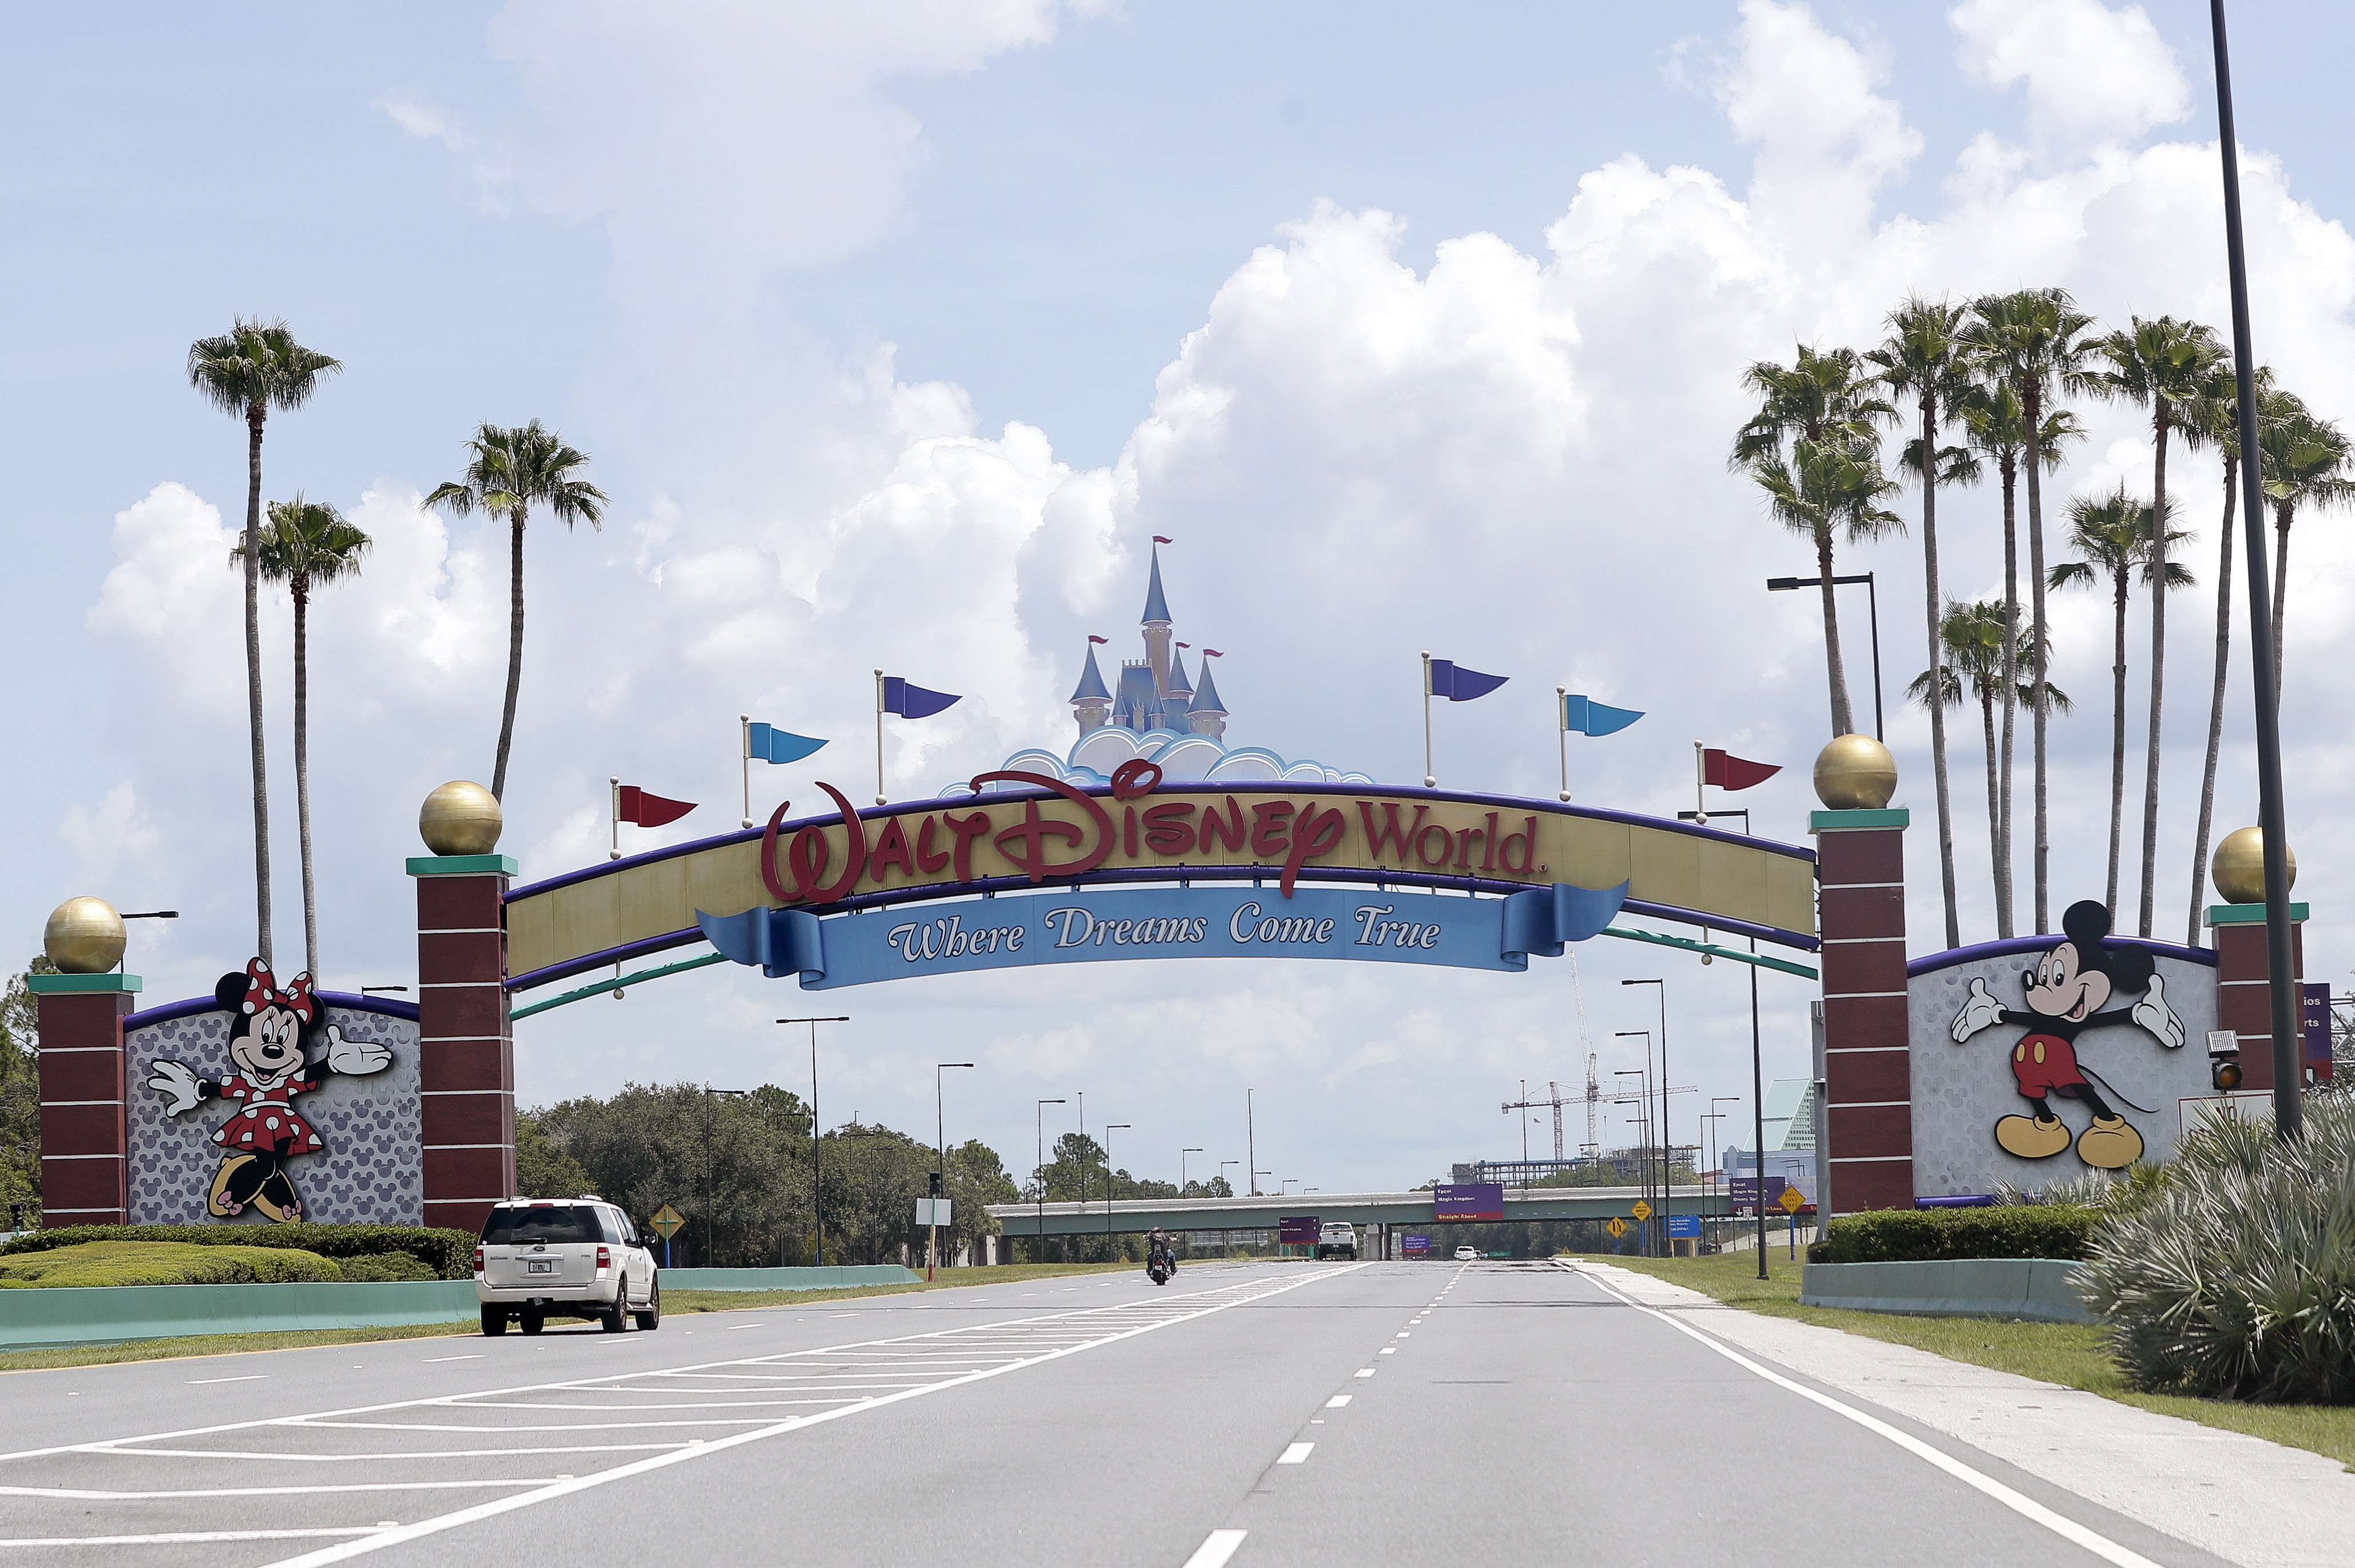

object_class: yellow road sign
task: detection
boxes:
[650,1204,685,1238]
[1778,1185,1805,1214]
[1606,1217,1628,1238]
[1630,1200,1652,1221]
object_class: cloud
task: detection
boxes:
[1950,0,2189,156]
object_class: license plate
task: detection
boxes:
[525,1259,554,1275]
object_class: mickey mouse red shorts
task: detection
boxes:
[2011,1032,2087,1098]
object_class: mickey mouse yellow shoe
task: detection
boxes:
[2076,1115,2144,1170]
[1995,1113,2071,1160]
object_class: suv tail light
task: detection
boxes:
[597,1245,611,1271]
[472,1247,484,1273]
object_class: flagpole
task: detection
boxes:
[740,714,752,829]
[1692,743,1707,827]
[1556,686,1570,802]
[874,669,887,807]
[609,775,621,861]
[1421,651,1436,788]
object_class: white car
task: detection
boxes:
[1315,1221,1358,1260]
[475,1196,660,1336]
[1453,1244,1478,1262]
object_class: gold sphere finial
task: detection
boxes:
[420,781,502,856]
[1813,733,1897,810]
[2211,825,2293,904]
[45,896,125,974]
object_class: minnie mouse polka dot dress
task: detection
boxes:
[213,1074,326,1156]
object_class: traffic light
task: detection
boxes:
[929,1169,944,1198]
[2213,1055,2243,1091]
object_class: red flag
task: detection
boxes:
[1087,634,1108,645]
[1702,749,1779,791]
[617,785,697,827]
[1152,535,1173,544]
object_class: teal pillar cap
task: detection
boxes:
[27,972,142,994]
[1810,808,1909,832]
[408,854,519,877]
[2206,902,2309,926]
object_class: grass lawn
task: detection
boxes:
[1580,1251,2355,1471]
[0,1240,346,1288]
[0,1261,1147,1375]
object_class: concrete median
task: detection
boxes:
[1799,1259,2096,1323]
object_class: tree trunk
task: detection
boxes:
[1817,529,1854,737]
[243,406,273,966]
[493,505,529,801]
[294,579,317,979]
[2136,415,2168,936]
[1980,685,2002,896]
[2106,574,2128,916]
[1921,395,1960,948]
[2024,385,2052,934]
[1996,454,2019,938]
[2271,503,2291,698]
[2189,455,2237,944]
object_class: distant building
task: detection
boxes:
[1069,542,1228,742]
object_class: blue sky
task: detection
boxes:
[6,2,2352,1192]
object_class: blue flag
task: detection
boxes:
[747,722,828,764]
[1428,658,1508,702]
[1561,693,1643,736]
[881,676,961,720]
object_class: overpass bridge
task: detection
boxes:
[989,1185,1731,1238]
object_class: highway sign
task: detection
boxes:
[914,1198,951,1227]
[1666,1215,1700,1239]
[1779,1185,1806,1214]
[1630,1199,1652,1221]
[1402,1234,1430,1255]
[1605,1217,1628,1238]
[1277,1216,1321,1245]
[1434,1182,1504,1221]
[649,1205,685,1239]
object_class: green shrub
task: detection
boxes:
[0,1225,475,1280]
[334,1251,439,1283]
[2080,1099,2355,1403]
[0,1240,342,1287]
[1823,1205,2100,1263]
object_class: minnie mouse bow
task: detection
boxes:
[240,959,316,1024]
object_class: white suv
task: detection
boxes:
[1315,1220,1358,1260]
[475,1197,660,1336]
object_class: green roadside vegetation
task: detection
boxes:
[0,1240,442,1287]
[0,1261,1149,1375]
[1581,1252,2355,1470]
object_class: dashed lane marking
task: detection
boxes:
[1276,1442,1314,1465]
[1180,1528,1248,1568]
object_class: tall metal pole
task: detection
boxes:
[1613,1059,1646,1255]
[1036,1098,1064,1266]
[1624,979,1667,1254]
[1247,1089,1258,1196]
[778,1015,850,1268]
[933,1063,973,1281]
[1864,571,1884,743]
[1751,957,1769,1277]
[2210,0,2302,1139]
[1421,652,1436,787]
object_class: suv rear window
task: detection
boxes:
[481,1205,600,1245]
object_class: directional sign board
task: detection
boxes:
[914,1198,952,1227]
[649,1205,685,1239]
[1630,1199,1652,1221]
[1402,1234,1430,1255]
[1605,1217,1628,1238]
[1434,1182,1504,1222]
[1779,1184,1806,1214]
[1277,1216,1321,1245]
[1666,1215,1700,1239]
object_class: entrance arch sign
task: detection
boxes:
[504,771,1819,993]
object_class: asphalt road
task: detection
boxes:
[0,1260,2234,1567]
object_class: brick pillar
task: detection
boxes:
[29,974,141,1226]
[411,853,517,1234]
[1811,808,1912,1214]
[2207,902,2307,1092]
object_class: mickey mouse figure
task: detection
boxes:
[1949,900,2185,1170]
[145,960,394,1222]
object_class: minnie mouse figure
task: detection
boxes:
[144,960,394,1222]
[1949,900,2184,1169]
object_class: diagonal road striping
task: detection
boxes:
[0,1264,1362,1563]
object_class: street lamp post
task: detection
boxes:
[1104,1125,1131,1238]
[1623,980,1669,1253]
[1246,1089,1258,1196]
[1708,1095,1741,1249]
[931,1062,974,1281]
[1036,1098,1065,1266]
[777,1016,850,1267]
[1182,1148,1204,1193]
[1679,808,1775,1271]
[1613,1062,1648,1256]
[1767,573,1884,740]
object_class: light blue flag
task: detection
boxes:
[1561,693,1643,736]
[749,722,828,764]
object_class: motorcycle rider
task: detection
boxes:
[1145,1225,1176,1275]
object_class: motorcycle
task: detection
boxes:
[1146,1243,1174,1286]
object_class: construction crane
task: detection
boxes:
[1504,1081,1700,1154]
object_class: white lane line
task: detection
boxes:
[1377,1347,1395,1355]
[101,1445,685,1463]
[422,1356,483,1364]
[0,1528,384,1546]
[1569,1265,2162,1568]
[1181,1529,1248,1568]
[184,1376,267,1386]
[1276,1443,1314,1464]
[1325,1395,1351,1408]
[0,1481,555,1500]
[1353,1368,1375,1378]
[257,1267,1367,1568]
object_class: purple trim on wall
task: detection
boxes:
[502,782,1817,906]
[1914,1194,1997,1208]
[123,989,422,1030]
[507,863,1821,993]
[1905,935,2217,979]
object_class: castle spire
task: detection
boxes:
[1069,639,1112,736]
[1141,542,1171,625]
[1139,540,1173,699]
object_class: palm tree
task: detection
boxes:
[422,422,608,801]
[186,321,341,964]
[1731,345,1897,736]
[2183,364,2278,943]
[2091,316,2225,936]
[2257,399,2353,697]
[1908,600,2070,919]
[1956,380,2083,937]
[2049,487,2194,916]
[1872,298,1978,950]
[248,499,372,980]
[1964,288,2097,934]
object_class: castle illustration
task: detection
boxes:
[1068,545,1228,742]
